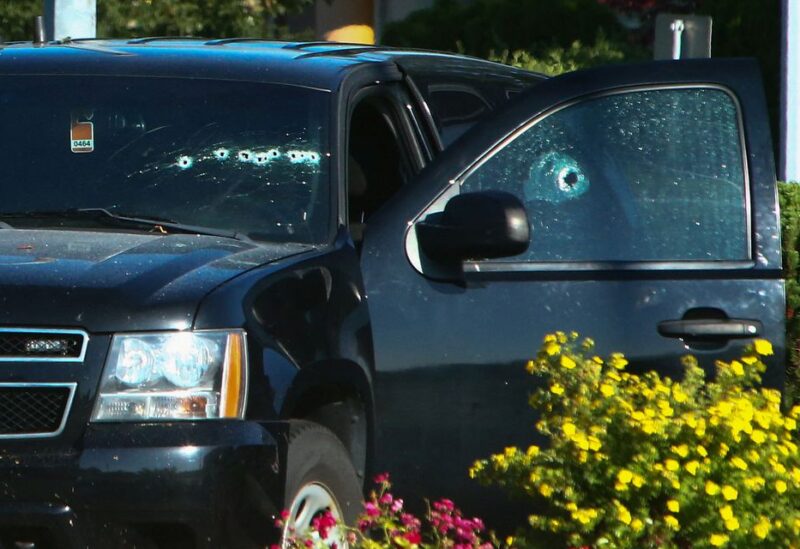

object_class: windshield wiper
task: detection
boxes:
[0,208,250,241]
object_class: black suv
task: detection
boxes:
[0,39,784,548]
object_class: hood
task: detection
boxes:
[0,230,310,332]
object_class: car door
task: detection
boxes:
[359,58,783,521]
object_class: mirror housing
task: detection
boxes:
[415,190,530,263]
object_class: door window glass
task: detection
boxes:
[460,88,748,262]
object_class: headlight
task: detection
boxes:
[91,330,247,422]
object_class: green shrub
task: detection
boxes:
[488,30,630,76]
[472,332,796,548]
[780,182,800,403]
[380,0,643,64]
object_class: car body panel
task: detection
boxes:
[359,58,784,523]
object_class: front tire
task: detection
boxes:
[282,421,363,546]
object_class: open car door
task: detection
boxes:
[360,58,783,522]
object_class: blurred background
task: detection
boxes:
[0,0,784,157]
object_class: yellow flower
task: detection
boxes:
[609,353,628,370]
[671,444,689,458]
[571,508,598,525]
[630,518,644,532]
[562,422,576,437]
[721,485,738,501]
[544,341,560,356]
[673,385,688,403]
[505,536,515,547]
[632,474,644,488]
[526,445,540,457]
[730,360,744,376]
[754,339,773,356]
[709,533,729,546]
[754,517,771,539]
[667,499,680,513]
[751,430,767,444]
[560,355,576,370]
[705,481,720,496]
[616,503,632,525]
[776,480,788,494]
[731,457,748,470]
[539,483,553,497]
[724,517,740,531]
[745,476,766,490]
[719,505,734,521]
[685,461,700,475]
[550,383,565,395]
[525,360,536,373]
[599,383,614,397]
[665,459,679,472]
[697,445,709,457]
[664,515,680,530]
[617,469,634,484]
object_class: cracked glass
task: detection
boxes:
[461,88,748,262]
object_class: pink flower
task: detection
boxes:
[401,513,421,528]
[379,493,393,505]
[373,472,390,484]
[364,502,380,517]
[311,511,338,540]
[438,499,455,511]
[404,530,422,545]
[391,498,404,513]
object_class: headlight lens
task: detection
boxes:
[91,330,247,422]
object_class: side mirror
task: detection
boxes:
[415,190,530,263]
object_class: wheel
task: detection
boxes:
[282,421,363,547]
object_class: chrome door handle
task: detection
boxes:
[657,318,762,339]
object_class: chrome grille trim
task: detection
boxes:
[0,328,88,362]
[0,382,77,439]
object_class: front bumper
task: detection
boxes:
[0,421,285,548]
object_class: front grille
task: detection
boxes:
[0,385,74,437]
[0,330,86,360]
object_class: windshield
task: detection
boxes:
[0,76,330,243]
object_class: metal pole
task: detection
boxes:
[781,0,800,182]
[43,0,96,41]
[670,19,685,60]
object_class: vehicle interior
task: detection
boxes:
[347,93,415,247]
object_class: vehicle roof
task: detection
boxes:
[0,38,537,92]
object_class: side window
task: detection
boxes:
[348,94,417,244]
[461,87,749,262]
[399,58,544,148]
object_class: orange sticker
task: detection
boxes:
[71,120,94,153]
